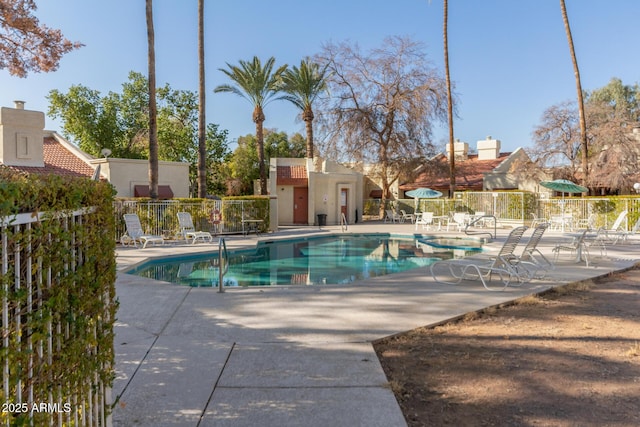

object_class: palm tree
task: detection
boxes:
[146,0,158,199]
[443,0,456,197]
[560,0,589,189]
[214,56,287,195]
[278,58,329,159]
[197,0,206,197]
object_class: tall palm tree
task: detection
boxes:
[560,0,588,189]
[214,56,287,195]
[197,0,206,197]
[146,0,158,199]
[278,58,329,159]
[443,0,456,197]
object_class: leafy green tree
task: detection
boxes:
[288,132,307,158]
[48,71,232,194]
[278,58,328,159]
[214,56,287,195]
[265,130,306,158]
[229,130,304,195]
[229,134,260,195]
[205,124,232,195]
[48,78,149,158]
[587,77,640,122]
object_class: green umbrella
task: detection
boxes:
[540,179,587,232]
[539,179,587,194]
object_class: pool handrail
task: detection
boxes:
[217,237,229,293]
[465,214,496,241]
[340,212,348,232]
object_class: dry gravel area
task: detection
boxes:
[375,268,640,426]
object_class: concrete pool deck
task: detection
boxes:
[112,223,640,426]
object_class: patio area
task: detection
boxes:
[112,222,640,426]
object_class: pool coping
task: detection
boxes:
[120,232,486,287]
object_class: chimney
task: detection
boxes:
[445,139,468,160]
[477,136,501,160]
[0,102,45,167]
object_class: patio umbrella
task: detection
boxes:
[405,188,443,212]
[405,188,443,199]
[539,179,587,195]
[540,179,587,231]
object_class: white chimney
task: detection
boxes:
[477,136,501,160]
[445,139,468,160]
[0,102,45,167]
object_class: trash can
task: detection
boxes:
[317,213,327,226]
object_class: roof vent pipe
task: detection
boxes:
[14,100,25,109]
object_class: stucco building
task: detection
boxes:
[400,136,543,195]
[0,101,189,198]
[269,157,364,226]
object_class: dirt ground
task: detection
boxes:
[374,267,640,427]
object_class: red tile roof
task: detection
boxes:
[2,137,95,178]
[400,153,512,191]
[277,165,308,186]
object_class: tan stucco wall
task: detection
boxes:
[91,158,190,197]
[270,157,364,226]
[311,170,363,225]
[0,106,45,167]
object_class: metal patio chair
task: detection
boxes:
[430,226,529,291]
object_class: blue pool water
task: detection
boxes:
[126,234,482,287]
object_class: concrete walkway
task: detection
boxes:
[111,223,640,426]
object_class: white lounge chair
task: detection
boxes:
[515,223,554,278]
[471,211,487,227]
[530,212,545,229]
[430,226,529,291]
[630,216,640,234]
[596,210,628,245]
[446,212,469,232]
[415,212,434,230]
[384,209,401,223]
[123,213,165,248]
[400,210,415,223]
[177,212,214,244]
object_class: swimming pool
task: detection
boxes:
[126,233,483,287]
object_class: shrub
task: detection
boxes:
[0,170,117,425]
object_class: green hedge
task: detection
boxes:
[0,169,117,426]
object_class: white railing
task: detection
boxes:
[1,208,112,427]
[369,193,640,231]
[113,199,269,241]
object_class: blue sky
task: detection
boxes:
[1,0,639,153]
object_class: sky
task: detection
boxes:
[1,0,639,154]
